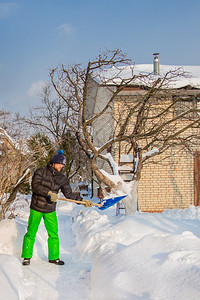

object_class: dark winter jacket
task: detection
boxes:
[30,163,83,213]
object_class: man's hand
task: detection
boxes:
[47,191,58,202]
[83,200,93,207]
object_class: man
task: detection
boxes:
[21,149,92,266]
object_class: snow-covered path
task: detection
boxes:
[16,202,91,300]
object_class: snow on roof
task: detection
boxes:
[97,64,200,89]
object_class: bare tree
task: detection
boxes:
[26,85,90,180]
[50,49,200,214]
[0,115,32,218]
[0,146,31,219]
[0,112,53,219]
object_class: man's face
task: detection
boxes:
[53,163,64,172]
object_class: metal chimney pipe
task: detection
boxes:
[153,53,160,75]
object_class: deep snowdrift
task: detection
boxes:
[0,196,200,299]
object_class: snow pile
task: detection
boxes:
[1,197,200,299]
[0,254,25,300]
[0,218,26,257]
[0,219,27,299]
[71,205,200,300]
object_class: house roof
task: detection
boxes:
[97,64,200,89]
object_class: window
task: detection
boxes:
[173,94,200,119]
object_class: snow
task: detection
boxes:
[98,64,200,89]
[0,127,29,155]
[142,147,159,159]
[0,127,17,149]
[14,168,31,188]
[1,195,200,299]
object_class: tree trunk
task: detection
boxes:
[91,157,115,189]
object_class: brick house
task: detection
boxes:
[86,61,200,212]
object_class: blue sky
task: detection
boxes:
[0,0,200,114]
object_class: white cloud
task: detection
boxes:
[27,80,46,98]
[56,23,73,35]
[0,2,19,19]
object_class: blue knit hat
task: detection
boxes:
[50,149,66,165]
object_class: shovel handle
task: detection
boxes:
[58,197,102,207]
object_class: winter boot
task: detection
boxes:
[22,258,30,266]
[49,259,65,265]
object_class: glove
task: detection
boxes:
[47,191,58,202]
[83,200,93,207]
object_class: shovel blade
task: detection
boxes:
[98,195,127,210]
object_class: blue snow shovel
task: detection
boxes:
[97,195,127,210]
[58,195,127,210]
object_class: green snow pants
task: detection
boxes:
[21,209,59,260]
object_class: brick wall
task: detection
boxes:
[113,90,200,212]
[138,149,194,212]
[89,83,200,211]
